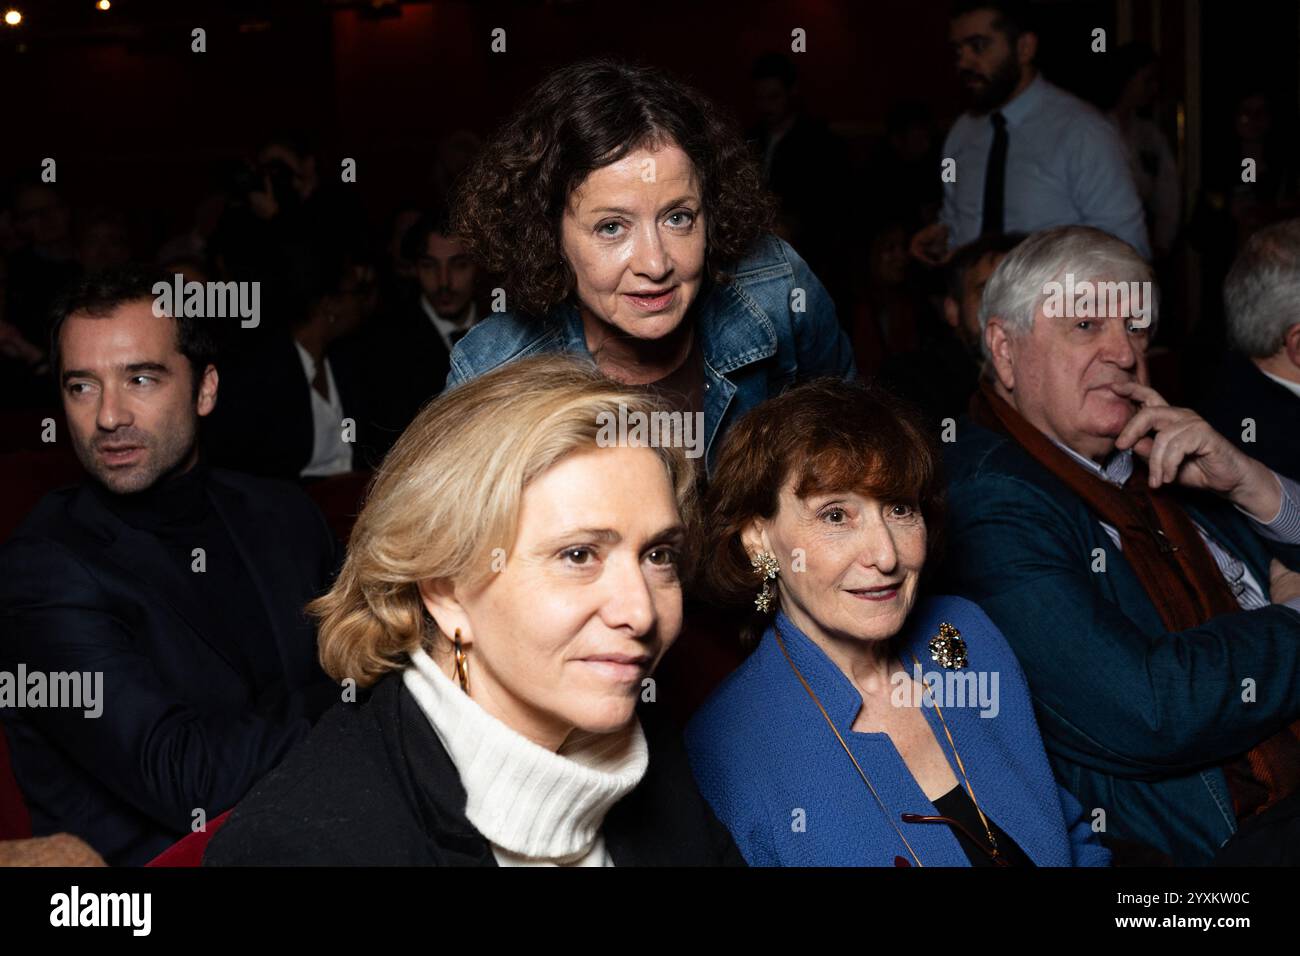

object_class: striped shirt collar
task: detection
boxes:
[1048,437,1134,488]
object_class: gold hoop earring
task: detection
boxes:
[750,551,780,613]
[452,628,470,694]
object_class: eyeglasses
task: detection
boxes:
[898,812,1012,867]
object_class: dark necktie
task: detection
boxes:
[449,328,469,348]
[981,111,1008,236]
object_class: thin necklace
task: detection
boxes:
[771,618,1003,866]
[913,651,1002,861]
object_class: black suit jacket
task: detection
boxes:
[1199,351,1300,482]
[203,671,746,866]
[361,300,455,457]
[206,331,380,480]
[0,469,339,865]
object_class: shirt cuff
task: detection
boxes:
[1247,471,1300,544]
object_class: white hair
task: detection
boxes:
[1223,219,1300,358]
[978,225,1157,358]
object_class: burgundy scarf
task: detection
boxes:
[970,382,1300,819]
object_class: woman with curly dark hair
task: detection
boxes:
[446,58,854,474]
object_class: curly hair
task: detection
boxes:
[451,57,777,318]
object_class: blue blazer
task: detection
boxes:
[941,421,1300,865]
[685,597,1109,866]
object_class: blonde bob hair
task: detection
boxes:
[312,354,699,687]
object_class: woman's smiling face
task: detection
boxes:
[744,483,928,647]
[421,445,686,751]
[559,141,707,343]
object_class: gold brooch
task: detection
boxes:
[928,622,967,670]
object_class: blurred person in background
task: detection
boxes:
[749,52,854,313]
[1104,43,1181,261]
[207,243,382,480]
[911,1,1149,264]
[76,207,132,275]
[5,180,79,357]
[1200,219,1300,480]
[879,232,1024,428]
[362,206,484,455]
[851,220,934,377]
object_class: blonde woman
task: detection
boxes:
[204,355,743,866]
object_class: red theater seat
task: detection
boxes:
[653,601,749,730]
[0,724,33,840]
[304,470,373,544]
[146,810,233,867]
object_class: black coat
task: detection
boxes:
[0,469,339,865]
[360,300,455,457]
[206,331,381,480]
[203,670,747,866]
[1199,351,1300,482]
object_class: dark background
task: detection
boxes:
[2,0,1294,248]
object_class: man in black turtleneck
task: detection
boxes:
[0,265,340,866]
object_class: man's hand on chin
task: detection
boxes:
[1270,560,1300,606]
[1110,381,1283,524]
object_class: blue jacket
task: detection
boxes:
[684,597,1109,866]
[941,422,1300,865]
[445,235,855,474]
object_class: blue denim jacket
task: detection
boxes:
[446,235,855,473]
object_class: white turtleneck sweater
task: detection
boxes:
[402,647,649,867]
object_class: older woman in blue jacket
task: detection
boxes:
[685,379,1109,866]
[444,58,853,475]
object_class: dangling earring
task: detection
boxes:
[452,628,470,694]
[750,551,781,613]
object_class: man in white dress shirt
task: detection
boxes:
[1200,219,1300,480]
[364,210,483,452]
[206,247,378,480]
[410,209,480,352]
[290,255,376,478]
[912,1,1150,264]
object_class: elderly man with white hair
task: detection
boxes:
[1200,219,1300,480]
[940,224,1300,865]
